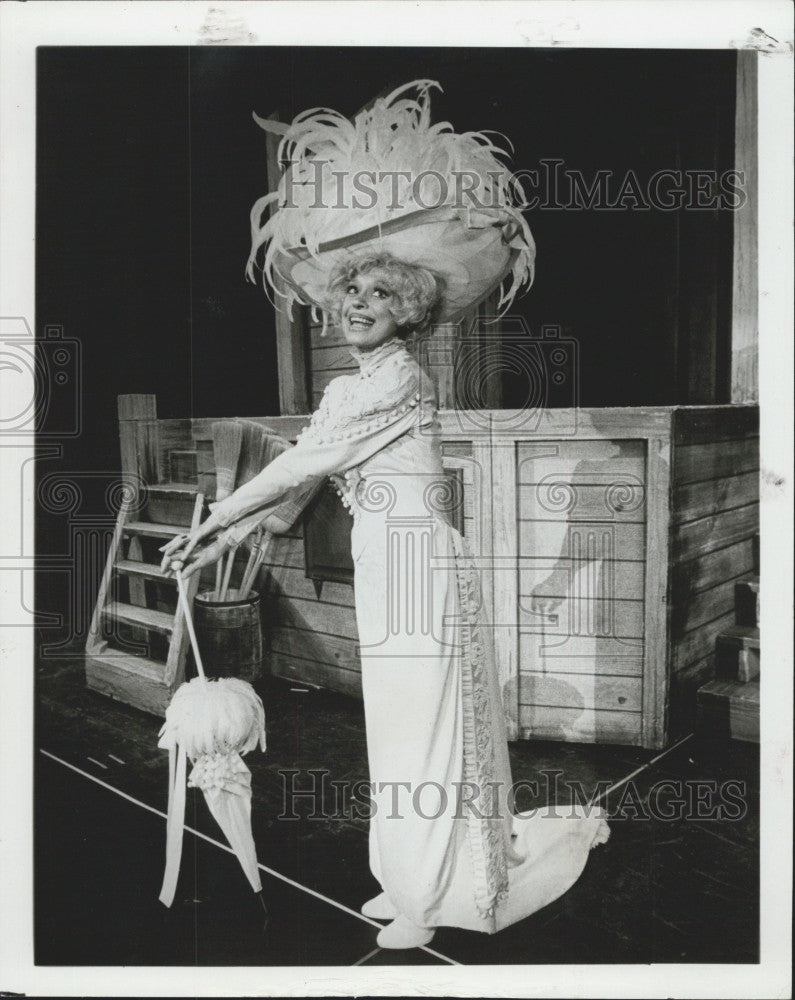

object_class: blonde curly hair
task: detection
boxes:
[323,252,444,337]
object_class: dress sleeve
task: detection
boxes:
[210,355,425,542]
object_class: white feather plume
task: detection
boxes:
[159,676,266,761]
[247,79,535,318]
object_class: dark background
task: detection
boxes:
[35,46,737,609]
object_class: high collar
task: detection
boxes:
[348,336,405,375]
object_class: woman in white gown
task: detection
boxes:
[162,82,609,950]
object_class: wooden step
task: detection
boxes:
[86,650,172,716]
[734,576,759,628]
[149,482,200,494]
[697,678,759,743]
[715,624,760,682]
[123,520,185,539]
[104,601,174,635]
[147,482,202,526]
[116,559,170,582]
[86,477,204,718]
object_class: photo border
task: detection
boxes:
[1,2,792,997]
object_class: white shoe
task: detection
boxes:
[376,915,435,950]
[361,892,398,920]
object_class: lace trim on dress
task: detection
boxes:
[347,336,404,373]
[452,532,510,920]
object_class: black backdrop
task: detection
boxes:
[35,47,736,611]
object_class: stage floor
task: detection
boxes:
[34,649,759,966]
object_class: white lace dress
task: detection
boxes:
[211,337,609,933]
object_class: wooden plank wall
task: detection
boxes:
[668,407,759,735]
[309,319,357,409]
[516,439,647,745]
[264,521,362,696]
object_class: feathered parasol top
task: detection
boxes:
[246,79,536,324]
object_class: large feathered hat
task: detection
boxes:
[246,80,535,325]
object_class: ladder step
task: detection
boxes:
[123,520,186,539]
[116,559,170,582]
[149,482,200,495]
[146,483,203,527]
[104,601,174,634]
[86,651,172,716]
[87,649,167,684]
[86,486,204,718]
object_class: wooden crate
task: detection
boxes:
[509,406,758,746]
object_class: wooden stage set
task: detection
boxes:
[85,393,759,751]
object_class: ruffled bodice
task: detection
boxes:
[319,340,445,519]
[300,338,438,453]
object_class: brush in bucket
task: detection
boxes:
[211,420,244,599]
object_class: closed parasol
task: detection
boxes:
[158,571,267,908]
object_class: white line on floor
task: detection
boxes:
[352,947,381,966]
[108,753,126,765]
[39,749,459,965]
[85,756,108,770]
[648,731,694,766]
[589,732,696,805]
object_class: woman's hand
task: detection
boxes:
[159,510,224,575]
[160,532,227,580]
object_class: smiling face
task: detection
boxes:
[340,269,401,350]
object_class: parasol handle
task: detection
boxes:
[176,570,208,684]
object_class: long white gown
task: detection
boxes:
[211,336,609,933]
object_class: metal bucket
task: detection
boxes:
[192,589,263,681]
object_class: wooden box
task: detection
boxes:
[500,405,759,747]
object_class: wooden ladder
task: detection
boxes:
[85,489,205,716]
